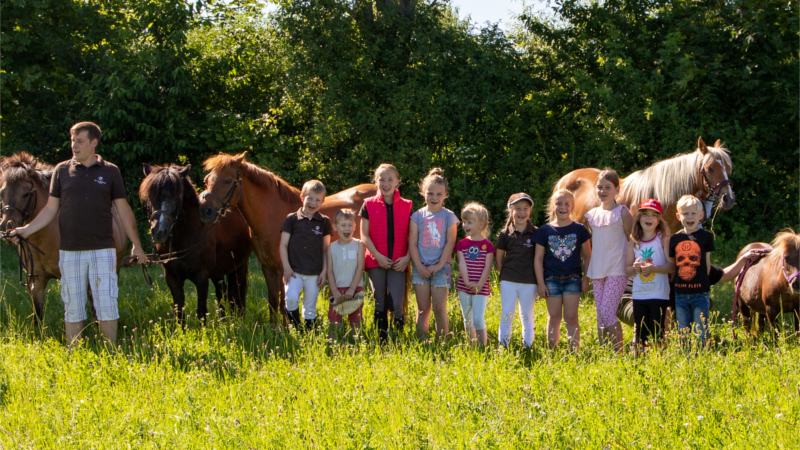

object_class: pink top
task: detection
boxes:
[585,203,629,278]
[455,238,495,295]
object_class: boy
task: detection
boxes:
[326,209,365,339]
[666,195,715,347]
[279,180,332,331]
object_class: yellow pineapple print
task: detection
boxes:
[639,247,656,282]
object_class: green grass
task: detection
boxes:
[1,244,798,448]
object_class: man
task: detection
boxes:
[11,122,146,345]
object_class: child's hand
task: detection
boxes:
[416,265,432,279]
[331,289,342,304]
[428,264,441,277]
[317,273,326,287]
[344,288,356,300]
[641,262,654,276]
[581,276,590,294]
[537,284,550,299]
[633,257,642,273]
[391,254,411,272]
[376,254,393,270]
[283,267,296,285]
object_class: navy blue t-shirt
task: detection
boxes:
[533,222,592,277]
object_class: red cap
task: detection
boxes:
[639,198,663,214]
[507,192,534,208]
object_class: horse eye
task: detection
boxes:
[22,192,29,198]
[225,178,232,184]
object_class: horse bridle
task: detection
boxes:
[700,162,733,204]
[1,182,37,225]
[781,257,800,286]
[200,169,242,219]
[0,181,43,288]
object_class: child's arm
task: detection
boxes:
[581,239,592,294]
[706,252,712,276]
[495,249,505,275]
[534,244,549,299]
[476,252,495,294]
[716,249,766,283]
[345,242,366,298]
[361,218,392,269]
[326,246,342,302]
[456,250,473,289]
[408,220,430,279]
[624,240,639,277]
[430,223,458,276]
[621,206,634,239]
[279,231,294,284]
[318,235,331,287]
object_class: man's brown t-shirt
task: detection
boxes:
[50,156,126,251]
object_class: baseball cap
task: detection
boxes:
[639,198,663,214]
[507,193,534,207]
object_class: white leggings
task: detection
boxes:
[285,273,320,320]
[498,281,537,347]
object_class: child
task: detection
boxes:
[326,209,366,339]
[279,180,332,331]
[495,193,538,348]
[534,189,592,350]
[455,202,494,346]
[584,169,632,352]
[360,164,413,341]
[409,168,459,339]
[624,199,673,349]
[666,195,715,348]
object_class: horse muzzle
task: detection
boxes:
[150,226,170,244]
[721,192,736,210]
[198,204,219,224]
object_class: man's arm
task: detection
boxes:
[113,198,146,264]
[11,196,60,240]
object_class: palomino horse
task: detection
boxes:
[555,137,735,232]
[140,164,252,323]
[0,152,128,321]
[197,152,377,325]
[736,229,800,334]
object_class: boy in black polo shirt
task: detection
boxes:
[279,180,332,330]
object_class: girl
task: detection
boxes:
[534,189,592,350]
[624,199,672,350]
[584,169,632,352]
[495,193,538,348]
[455,202,494,346]
[360,164,413,342]
[409,168,459,339]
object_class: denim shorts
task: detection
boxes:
[412,263,451,288]
[545,274,582,297]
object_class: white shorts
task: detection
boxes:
[58,249,119,322]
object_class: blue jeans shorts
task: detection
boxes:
[412,263,451,289]
[545,274,582,297]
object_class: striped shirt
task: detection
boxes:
[455,238,495,295]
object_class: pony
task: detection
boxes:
[0,152,128,321]
[140,164,252,323]
[735,229,800,334]
[197,152,377,325]
[555,137,735,232]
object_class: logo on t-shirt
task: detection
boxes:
[467,246,480,261]
[548,234,577,262]
[312,225,322,235]
[676,240,701,281]
[423,218,442,247]
[94,176,106,185]
[523,238,533,248]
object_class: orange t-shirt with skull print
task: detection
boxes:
[669,229,715,294]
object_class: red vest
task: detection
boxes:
[364,190,412,269]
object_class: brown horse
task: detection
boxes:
[140,164,252,323]
[196,152,377,324]
[0,152,128,321]
[555,137,735,232]
[736,229,800,334]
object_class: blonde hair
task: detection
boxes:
[547,189,575,223]
[334,208,356,224]
[419,167,448,195]
[461,202,491,238]
[301,179,326,196]
[676,194,703,215]
[373,163,400,185]
[630,209,671,248]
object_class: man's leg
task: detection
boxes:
[59,250,90,345]
[88,249,120,345]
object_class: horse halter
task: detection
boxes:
[0,182,37,226]
[200,169,242,218]
[781,257,800,286]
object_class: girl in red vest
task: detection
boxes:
[359,164,413,341]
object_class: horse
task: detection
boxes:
[0,152,128,321]
[735,229,800,334]
[140,164,252,323]
[196,152,377,325]
[555,137,735,232]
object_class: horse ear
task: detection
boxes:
[178,164,191,177]
[143,163,153,176]
[233,152,247,165]
[697,137,708,155]
[713,139,721,148]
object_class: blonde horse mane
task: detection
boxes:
[203,153,300,204]
[768,228,800,261]
[621,145,732,210]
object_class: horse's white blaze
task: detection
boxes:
[158,201,171,233]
